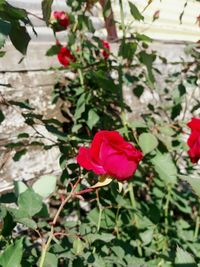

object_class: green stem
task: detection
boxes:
[128,183,142,257]
[118,0,126,126]
[39,178,81,267]
[97,207,103,232]
[118,65,126,126]
[115,206,121,238]
[119,0,125,37]
[96,190,103,232]
[39,227,54,267]
[129,183,136,210]
[194,207,200,239]
[78,68,84,88]
[164,185,171,235]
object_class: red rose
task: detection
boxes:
[51,11,70,31]
[101,40,110,59]
[57,46,75,67]
[77,130,143,181]
[187,117,200,163]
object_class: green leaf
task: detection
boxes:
[87,109,100,130]
[112,246,125,260]
[9,100,34,110]
[32,175,57,198]
[0,109,5,124]
[171,103,182,120]
[133,84,144,98]
[181,176,200,198]
[46,45,60,56]
[42,0,53,25]
[14,181,28,197]
[78,15,95,33]
[175,246,197,267]
[17,217,37,229]
[102,0,111,18]
[0,2,28,21]
[72,238,84,255]
[17,132,29,139]
[119,41,137,61]
[13,149,27,161]
[159,126,175,136]
[42,252,58,267]
[45,125,68,141]
[18,189,43,217]
[90,233,115,243]
[74,93,86,121]
[139,133,158,155]
[0,19,11,49]
[35,203,49,218]
[140,229,153,245]
[129,120,147,129]
[9,23,30,55]
[129,2,144,21]
[94,70,117,92]
[0,238,23,267]
[139,51,156,83]
[0,50,5,57]
[1,212,16,237]
[151,153,177,185]
[136,33,152,42]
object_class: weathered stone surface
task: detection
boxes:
[0,71,61,192]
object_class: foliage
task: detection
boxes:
[0,0,34,55]
[1,0,200,267]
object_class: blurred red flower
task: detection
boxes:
[51,11,70,31]
[187,118,200,163]
[101,40,110,59]
[57,46,75,67]
[77,130,143,181]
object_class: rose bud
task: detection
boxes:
[51,11,70,31]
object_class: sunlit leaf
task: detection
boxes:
[32,175,57,198]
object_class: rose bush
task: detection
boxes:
[1,0,200,266]
[187,117,200,163]
[77,130,143,180]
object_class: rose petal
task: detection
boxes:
[187,118,200,132]
[77,147,106,175]
[104,152,138,180]
[187,133,200,163]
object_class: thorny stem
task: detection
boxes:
[118,0,126,127]
[118,65,126,126]
[39,178,98,267]
[78,68,84,88]
[164,185,171,235]
[27,11,43,21]
[194,206,200,240]
[96,190,103,232]
[128,183,142,257]
[115,206,121,238]
[39,184,78,267]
